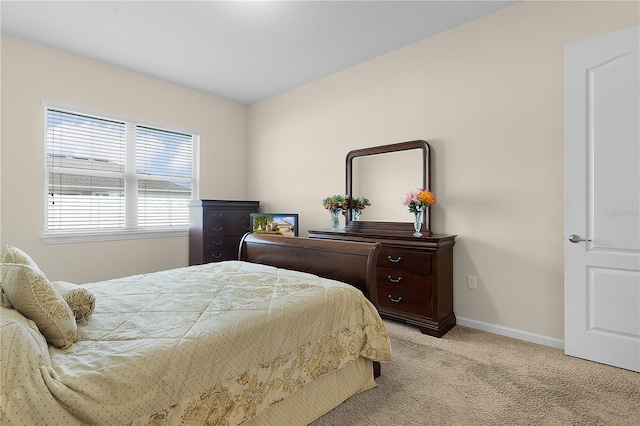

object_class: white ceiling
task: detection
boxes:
[1,1,517,105]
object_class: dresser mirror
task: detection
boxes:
[345,140,431,235]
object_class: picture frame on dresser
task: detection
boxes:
[250,213,299,237]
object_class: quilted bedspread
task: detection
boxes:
[1,261,391,425]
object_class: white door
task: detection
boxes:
[564,26,640,372]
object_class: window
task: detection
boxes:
[44,106,199,243]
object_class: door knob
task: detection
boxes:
[569,234,592,243]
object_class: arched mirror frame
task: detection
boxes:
[345,140,432,236]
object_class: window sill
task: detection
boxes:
[41,229,188,245]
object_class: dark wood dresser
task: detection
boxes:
[189,200,259,265]
[308,229,456,337]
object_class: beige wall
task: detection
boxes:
[1,36,249,283]
[247,1,639,340]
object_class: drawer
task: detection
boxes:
[377,268,432,296]
[203,247,241,263]
[378,247,431,275]
[205,236,243,252]
[206,210,252,237]
[378,289,433,318]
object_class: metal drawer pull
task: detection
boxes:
[387,256,402,263]
[212,253,223,259]
[212,240,223,245]
[211,227,223,232]
[387,275,403,283]
[388,295,403,303]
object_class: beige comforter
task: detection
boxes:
[1,261,391,425]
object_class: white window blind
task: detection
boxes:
[45,107,197,240]
[136,126,193,228]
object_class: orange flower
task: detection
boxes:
[403,188,436,213]
[418,190,436,205]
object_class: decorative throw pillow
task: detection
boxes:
[1,245,41,271]
[52,281,96,324]
[1,263,76,349]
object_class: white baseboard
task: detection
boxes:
[456,316,565,350]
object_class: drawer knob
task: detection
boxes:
[212,240,223,245]
[212,253,223,259]
[387,255,402,263]
[388,295,403,303]
[211,227,223,232]
[387,275,403,283]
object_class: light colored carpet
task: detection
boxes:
[312,320,640,425]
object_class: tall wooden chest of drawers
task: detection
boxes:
[189,200,260,265]
[308,229,456,337]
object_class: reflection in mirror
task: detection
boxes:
[352,149,423,222]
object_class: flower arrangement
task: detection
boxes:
[403,189,436,214]
[322,195,347,210]
[350,196,371,214]
[323,195,347,230]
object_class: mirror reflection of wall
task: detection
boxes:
[352,148,423,222]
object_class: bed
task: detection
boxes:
[0,234,391,425]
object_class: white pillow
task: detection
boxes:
[1,245,41,271]
[1,263,76,349]
[0,246,41,308]
[52,281,96,324]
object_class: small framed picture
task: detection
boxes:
[250,213,299,237]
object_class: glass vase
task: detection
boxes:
[413,210,423,237]
[330,208,342,231]
[352,210,361,221]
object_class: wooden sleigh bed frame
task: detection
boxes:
[239,233,380,305]
[239,233,382,378]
